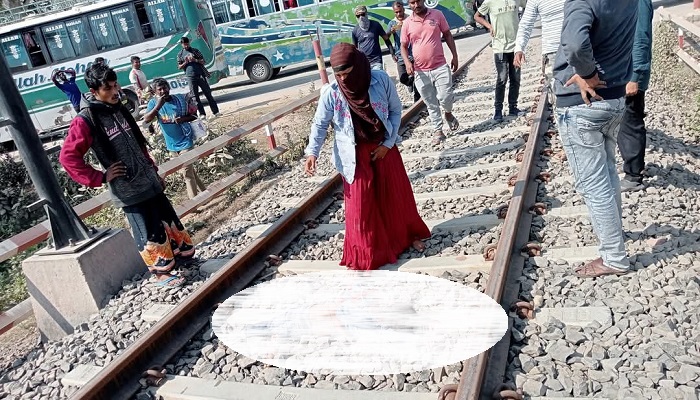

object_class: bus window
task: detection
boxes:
[166,0,186,31]
[111,7,140,45]
[296,0,314,6]
[253,0,275,16]
[1,34,32,73]
[41,23,77,62]
[134,2,154,39]
[22,31,47,68]
[144,0,180,37]
[88,11,121,50]
[211,0,246,23]
[65,18,93,57]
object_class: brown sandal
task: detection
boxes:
[574,258,629,278]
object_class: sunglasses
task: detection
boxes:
[355,12,366,17]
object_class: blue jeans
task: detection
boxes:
[555,98,629,270]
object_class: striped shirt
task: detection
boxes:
[514,0,565,55]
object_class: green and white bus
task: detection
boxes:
[208,0,473,83]
[0,0,228,145]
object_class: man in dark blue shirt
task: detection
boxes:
[177,37,220,120]
[617,0,653,193]
[51,68,82,113]
[352,5,395,70]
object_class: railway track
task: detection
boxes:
[20,38,541,400]
[5,29,697,400]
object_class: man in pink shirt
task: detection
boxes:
[401,0,459,144]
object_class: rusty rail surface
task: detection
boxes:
[70,39,491,400]
[451,85,551,400]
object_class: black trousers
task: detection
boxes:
[494,52,520,111]
[397,61,421,102]
[188,76,219,116]
[617,91,647,182]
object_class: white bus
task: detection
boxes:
[0,0,228,146]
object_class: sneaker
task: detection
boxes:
[432,130,447,144]
[509,107,526,116]
[620,178,644,192]
[493,110,504,122]
[209,112,222,120]
[199,114,206,120]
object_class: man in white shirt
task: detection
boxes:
[513,0,565,84]
[129,56,153,103]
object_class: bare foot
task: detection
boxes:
[412,240,426,252]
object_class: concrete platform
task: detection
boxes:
[545,205,589,219]
[246,214,501,239]
[61,364,104,388]
[543,246,598,263]
[155,376,440,400]
[400,126,528,148]
[22,228,145,341]
[279,254,492,276]
[533,307,612,328]
[401,140,524,161]
[280,185,511,208]
[408,160,519,180]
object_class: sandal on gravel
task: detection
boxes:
[446,114,459,131]
[432,130,447,144]
[153,275,185,287]
[574,258,630,278]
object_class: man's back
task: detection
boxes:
[553,0,638,107]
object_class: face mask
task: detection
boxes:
[358,15,370,30]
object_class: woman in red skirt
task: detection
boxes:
[304,43,431,270]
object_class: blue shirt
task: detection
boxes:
[352,21,386,65]
[146,94,195,152]
[387,19,412,64]
[56,77,82,109]
[305,70,402,184]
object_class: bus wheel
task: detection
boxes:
[271,67,281,78]
[121,89,141,119]
[246,56,273,83]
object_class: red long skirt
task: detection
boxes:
[340,141,431,270]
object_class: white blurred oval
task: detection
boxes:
[212,270,508,375]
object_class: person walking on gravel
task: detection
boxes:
[387,1,420,103]
[144,78,206,200]
[617,0,653,193]
[552,0,638,278]
[401,0,460,144]
[513,0,565,85]
[304,43,431,270]
[352,5,395,71]
[59,64,195,288]
[475,0,526,122]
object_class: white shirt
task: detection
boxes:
[514,0,565,55]
[129,69,148,90]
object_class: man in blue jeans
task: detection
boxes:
[552,0,638,278]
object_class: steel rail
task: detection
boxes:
[453,85,551,400]
[70,39,491,400]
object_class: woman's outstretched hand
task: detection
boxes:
[304,156,317,176]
